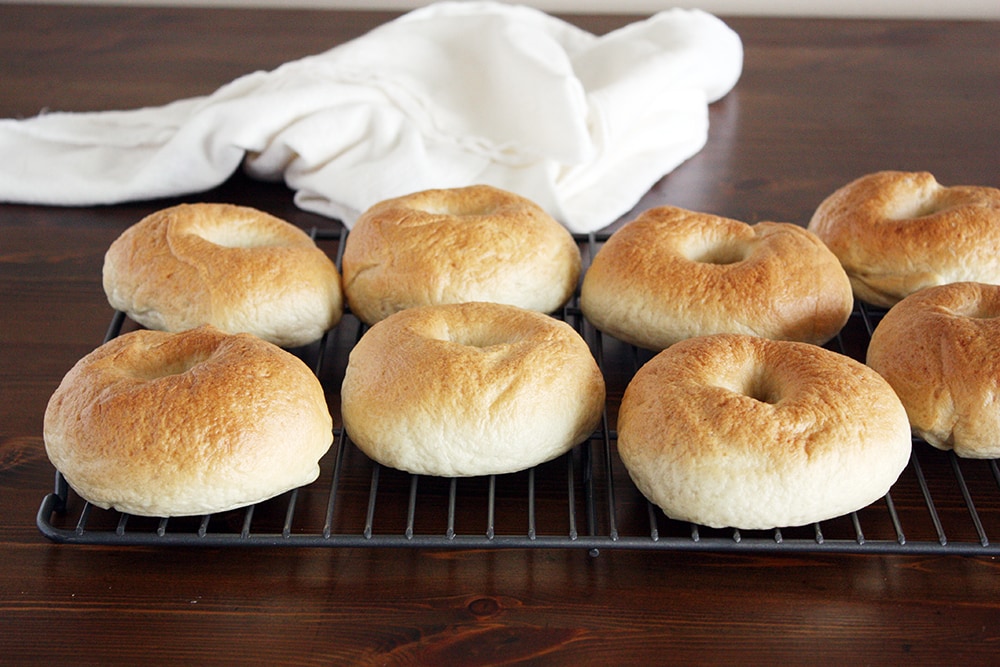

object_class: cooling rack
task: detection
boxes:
[37,229,1000,555]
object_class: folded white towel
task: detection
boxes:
[0,2,742,233]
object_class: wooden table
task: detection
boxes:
[3,5,999,664]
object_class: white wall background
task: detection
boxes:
[3,0,999,19]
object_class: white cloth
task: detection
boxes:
[0,2,742,233]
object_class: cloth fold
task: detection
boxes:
[0,2,743,233]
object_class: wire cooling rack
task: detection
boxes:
[37,229,1000,555]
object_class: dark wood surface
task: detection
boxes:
[3,4,1000,664]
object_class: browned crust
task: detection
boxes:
[867,281,1000,457]
[103,203,343,347]
[618,334,911,529]
[43,326,334,516]
[808,171,1000,308]
[341,185,581,325]
[580,206,853,350]
[341,302,605,476]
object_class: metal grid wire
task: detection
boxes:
[36,228,1000,555]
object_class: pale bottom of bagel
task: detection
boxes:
[43,326,334,517]
[114,295,341,351]
[848,267,985,310]
[618,334,912,530]
[341,302,606,477]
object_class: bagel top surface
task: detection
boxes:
[867,281,1000,458]
[43,325,334,517]
[580,206,853,349]
[341,185,581,324]
[102,203,343,347]
[807,171,1000,307]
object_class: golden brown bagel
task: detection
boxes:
[808,171,1000,308]
[580,206,853,350]
[618,334,912,530]
[341,302,605,477]
[103,203,343,347]
[341,185,581,325]
[867,282,1000,458]
[43,326,333,517]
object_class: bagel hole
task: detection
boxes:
[195,220,289,249]
[686,239,749,265]
[418,201,499,218]
[892,199,944,220]
[747,377,781,404]
[447,328,516,349]
[127,353,210,381]
[953,302,1000,320]
[731,367,782,405]
[889,188,950,220]
[434,321,519,349]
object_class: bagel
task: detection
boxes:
[617,334,912,530]
[867,282,1000,458]
[807,171,1000,308]
[43,326,333,517]
[580,206,853,350]
[341,185,581,325]
[341,302,605,477]
[103,203,343,348]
